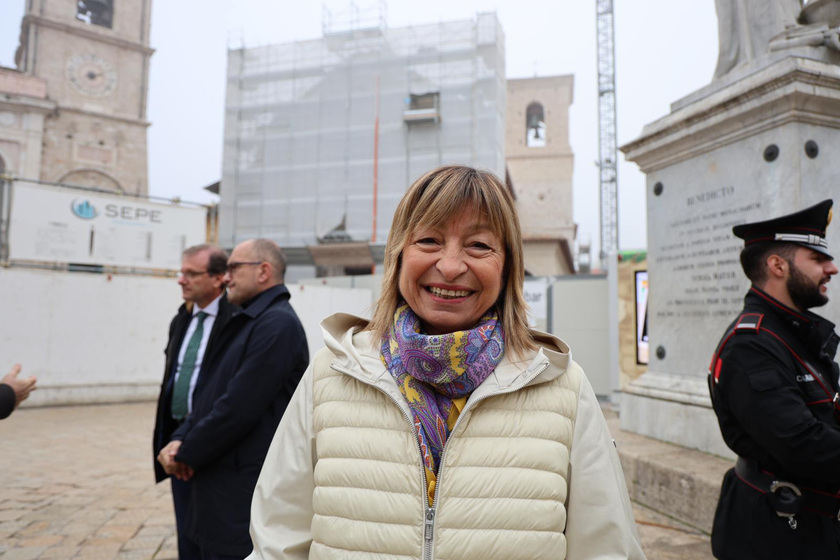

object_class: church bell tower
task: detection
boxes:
[15,0,153,194]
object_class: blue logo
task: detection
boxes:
[71,199,97,219]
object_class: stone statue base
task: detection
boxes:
[620,55,840,455]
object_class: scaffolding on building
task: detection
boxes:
[219,11,506,273]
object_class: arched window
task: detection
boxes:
[59,168,123,193]
[76,0,114,28]
[526,102,546,147]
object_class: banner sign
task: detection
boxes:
[523,280,548,327]
[635,270,650,365]
[8,182,207,270]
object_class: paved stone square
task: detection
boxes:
[0,403,177,560]
[0,402,711,559]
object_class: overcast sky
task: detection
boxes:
[0,0,719,260]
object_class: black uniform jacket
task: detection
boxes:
[152,294,236,483]
[710,286,840,559]
[172,284,309,557]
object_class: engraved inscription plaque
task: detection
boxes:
[654,189,761,324]
[645,161,774,381]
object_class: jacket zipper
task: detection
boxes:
[426,360,551,559]
[424,506,435,560]
[332,359,551,560]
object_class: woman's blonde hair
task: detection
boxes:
[368,165,536,357]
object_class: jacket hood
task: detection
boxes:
[320,313,572,390]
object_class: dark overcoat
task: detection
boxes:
[152,294,236,482]
[173,284,309,557]
[710,286,840,559]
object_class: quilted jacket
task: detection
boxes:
[247,313,645,560]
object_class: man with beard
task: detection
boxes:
[709,199,840,559]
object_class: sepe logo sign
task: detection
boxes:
[71,199,98,220]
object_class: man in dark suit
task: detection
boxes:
[157,238,309,560]
[153,244,235,560]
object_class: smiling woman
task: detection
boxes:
[398,209,505,335]
[370,165,533,353]
[247,165,646,560]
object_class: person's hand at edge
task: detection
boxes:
[1,364,37,408]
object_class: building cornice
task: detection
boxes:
[24,15,155,56]
[620,57,840,173]
[58,105,150,128]
[0,95,56,114]
[507,151,573,161]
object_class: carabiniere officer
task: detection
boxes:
[709,199,840,559]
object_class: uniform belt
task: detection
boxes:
[735,457,840,520]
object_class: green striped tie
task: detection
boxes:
[171,311,207,420]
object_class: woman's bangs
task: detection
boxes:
[410,177,507,241]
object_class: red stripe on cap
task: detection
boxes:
[744,236,776,244]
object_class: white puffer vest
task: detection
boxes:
[309,325,582,560]
[247,313,645,560]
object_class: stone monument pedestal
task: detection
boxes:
[621,55,840,456]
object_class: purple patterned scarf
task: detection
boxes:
[381,303,505,474]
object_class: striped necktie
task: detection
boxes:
[171,311,207,420]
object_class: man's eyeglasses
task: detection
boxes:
[227,261,263,273]
[178,270,208,280]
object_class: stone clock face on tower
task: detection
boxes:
[66,54,118,97]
